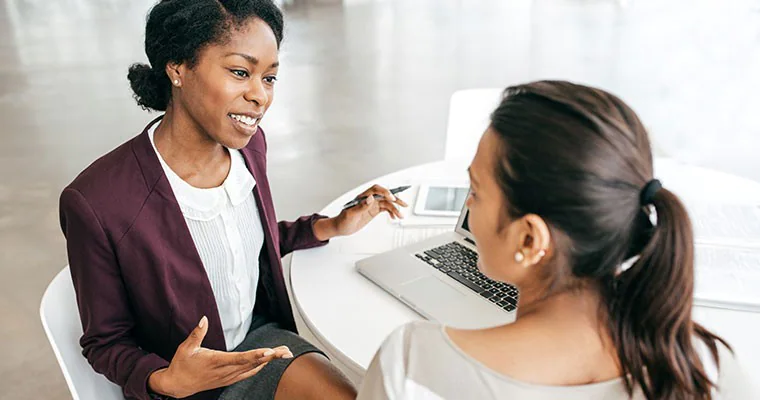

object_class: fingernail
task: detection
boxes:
[264,349,275,356]
[199,316,207,328]
[284,353,294,359]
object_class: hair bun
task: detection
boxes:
[127,63,170,111]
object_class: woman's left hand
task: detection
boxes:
[315,185,408,240]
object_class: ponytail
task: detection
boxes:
[488,81,731,399]
[606,188,728,399]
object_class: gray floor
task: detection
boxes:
[1,0,759,398]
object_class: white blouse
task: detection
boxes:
[148,123,264,351]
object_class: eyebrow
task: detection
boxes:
[225,52,279,68]
[467,167,478,186]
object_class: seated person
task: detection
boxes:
[358,80,756,399]
[59,1,405,399]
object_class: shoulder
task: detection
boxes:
[381,321,445,353]
[64,117,163,202]
[60,130,154,241]
[359,322,449,400]
[375,321,449,372]
[66,138,140,197]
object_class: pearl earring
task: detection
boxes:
[173,79,180,86]
[514,251,525,263]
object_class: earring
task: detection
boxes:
[173,79,180,86]
[514,251,525,263]
[538,249,546,258]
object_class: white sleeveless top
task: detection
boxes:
[358,321,757,399]
[148,123,265,351]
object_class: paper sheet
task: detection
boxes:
[693,244,760,311]
[685,202,760,311]
[690,204,760,248]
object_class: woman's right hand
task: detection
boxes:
[148,316,293,398]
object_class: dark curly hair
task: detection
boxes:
[127,0,284,111]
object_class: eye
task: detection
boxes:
[263,75,278,84]
[466,191,476,205]
[231,69,249,78]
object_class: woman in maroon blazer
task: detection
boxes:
[58,1,405,399]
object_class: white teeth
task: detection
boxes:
[230,114,259,127]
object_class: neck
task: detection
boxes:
[154,104,230,188]
[517,281,603,321]
[492,283,622,384]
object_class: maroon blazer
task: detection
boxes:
[59,117,329,400]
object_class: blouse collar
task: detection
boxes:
[147,122,255,221]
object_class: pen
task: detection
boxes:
[342,185,411,210]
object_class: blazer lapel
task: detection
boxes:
[239,147,279,267]
[239,135,295,329]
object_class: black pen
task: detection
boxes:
[342,185,411,210]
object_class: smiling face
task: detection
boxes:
[168,17,279,149]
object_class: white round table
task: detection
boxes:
[290,158,760,382]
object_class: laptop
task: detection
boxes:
[356,197,518,328]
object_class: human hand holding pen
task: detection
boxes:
[313,184,410,240]
[342,185,411,210]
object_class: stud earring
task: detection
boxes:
[514,251,525,263]
[538,249,546,258]
[173,79,180,86]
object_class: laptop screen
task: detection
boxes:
[461,209,471,233]
[455,193,476,244]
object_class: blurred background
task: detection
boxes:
[1,0,759,398]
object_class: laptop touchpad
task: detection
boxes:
[398,276,465,316]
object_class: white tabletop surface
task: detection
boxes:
[290,158,760,379]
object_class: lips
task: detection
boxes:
[228,113,262,126]
[228,112,262,136]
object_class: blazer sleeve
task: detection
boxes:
[59,188,169,400]
[277,213,330,256]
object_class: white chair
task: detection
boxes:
[444,87,675,161]
[444,88,504,161]
[40,267,123,400]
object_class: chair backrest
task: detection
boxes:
[444,88,504,161]
[40,267,123,400]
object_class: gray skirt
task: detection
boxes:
[218,315,326,400]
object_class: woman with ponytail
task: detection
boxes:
[358,81,755,399]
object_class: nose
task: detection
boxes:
[243,80,268,106]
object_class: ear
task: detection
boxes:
[165,61,185,87]
[519,214,552,266]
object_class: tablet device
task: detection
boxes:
[414,185,469,217]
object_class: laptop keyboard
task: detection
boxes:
[415,241,519,312]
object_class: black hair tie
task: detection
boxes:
[640,179,662,206]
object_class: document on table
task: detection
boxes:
[688,203,760,312]
[694,244,760,311]
[690,204,760,249]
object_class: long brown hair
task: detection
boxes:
[489,81,728,399]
